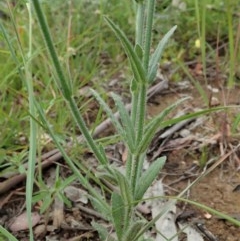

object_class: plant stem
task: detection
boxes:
[129,1,145,182]
[143,0,155,70]
[130,0,156,195]
[135,0,155,147]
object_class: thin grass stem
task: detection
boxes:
[25,3,36,241]
[226,0,235,87]
[200,0,206,82]
[32,0,109,168]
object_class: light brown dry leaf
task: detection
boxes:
[122,147,128,164]
[53,196,64,228]
[34,224,46,238]
[9,211,40,232]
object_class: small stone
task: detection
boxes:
[179,129,190,138]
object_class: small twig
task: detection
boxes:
[194,222,219,241]
[77,204,107,221]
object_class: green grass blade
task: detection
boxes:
[176,197,240,227]
[104,16,146,84]
[159,106,227,129]
[1,5,36,239]
[25,4,36,241]
[140,106,227,154]
[32,0,71,99]
[148,25,177,83]
[226,0,235,87]
[138,97,188,153]
[135,156,166,200]
[178,58,208,105]
[0,23,24,80]
[0,225,19,241]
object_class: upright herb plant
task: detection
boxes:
[32,0,178,240]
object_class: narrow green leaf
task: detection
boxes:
[122,220,146,241]
[176,197,240,227]
[111,92,136,152]
[40,195,54,213]
[113,168,134,231]
[138,97,188,153]
[114,169,133,207]
[90,197,111,221]
[148,26,177,83]
[104,16,146,84]
[135,156,166,201]
[159,106,228,129]
[179,60,208,104]
[135,43,143,60]
[95,165,117,184]
[111,192,125,240]
[130,78,138,93]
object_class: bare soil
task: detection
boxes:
[148,79,240,241]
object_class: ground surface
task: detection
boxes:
[148,77,240,241]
